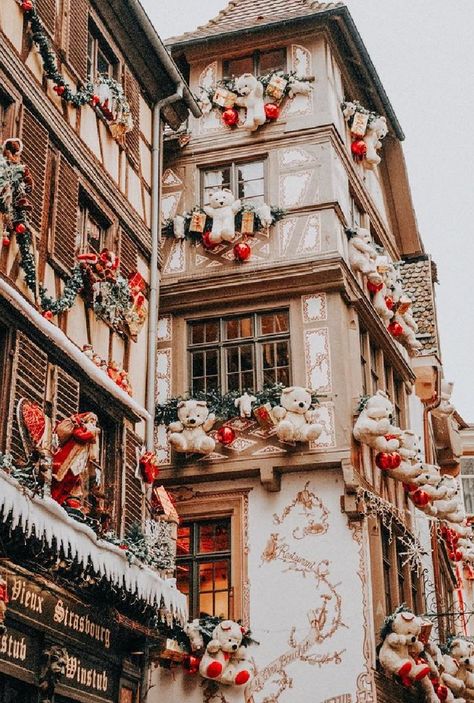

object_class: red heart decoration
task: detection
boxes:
[22,401,46,445]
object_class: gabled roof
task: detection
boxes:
[166,0,343,45]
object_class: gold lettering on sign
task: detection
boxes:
[0,633,27,661]
[66,655,109,693]
[54,600,111,649]
[11,579,44,613]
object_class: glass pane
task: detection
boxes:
[192,352,204,378]
[193,377,205,393]
[199,522,230,553]
[260,314,275,335]
[199,524,215,553]
[277,367,290,386]
[263,369,277,385]
[204,168,231,189]
[242,371,254,388]
[199,592,213,617]
[214,561,229,590]
[205,321,219,343]
[227,373,240,391]
[191,324,205,345]
[215,522,230,551]
[262,342,275,369]
[462,477,474,514]
[240,345,253,371]
[199,563,213,590]
[225,56,254,77]
[177,526,191,555]
[207,376,219,391]
[259,48,286,73]
[206,351,218,376]
[176,563,190,594]
[239,179,264,200]
[238,162,264,182]
[277,341,289,366]
[214,591,229,619]
[227,347,239,373]
[226,319,240,340]
[240,317,253,338]
[97,48,111,77]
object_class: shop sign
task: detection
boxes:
[0,625,37,674]
[63,646,118,702]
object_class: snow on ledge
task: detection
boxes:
[0,472,187,624]
[0,277,150,421]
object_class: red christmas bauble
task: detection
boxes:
[436,685,448,702]
[184,655,201,674]
[367,280,383,294]
[21,0,33,10]
[202,231,219,250]
[54,85,65,96]
[385,296,394,310]
[351,139,367,157]
[91,95,100,106]
[42,311,53,320]
[264,103,280,121]
[389,452,401,468]
[15,223,26,234]
[222,108,239,127]
[449,549,462,562]
[216,425,236,446]
[403,482,416,493]
[233,241,251,262]
[375,452,392,471]
[412,489,430,508]
[2,237,10,247]
[388,321,404,337]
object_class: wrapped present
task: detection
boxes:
[189,211,207,233]
[212,87,237,108]
[418,621,433,645]
[152,486,179,523]
[159,638,187,663]
[253,403,277,430]
[128,271,146,296]
[266,74,288,100]
[241,211,255,235]
[350,111,369,137]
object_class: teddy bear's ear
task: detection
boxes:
[304,388,313,395]
[282,387,295,394]
[195,401,207,407]
[177,401,186,408]
[222,188,233,195]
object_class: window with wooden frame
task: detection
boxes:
[438,555,456,641]
[201,160,266,208]
[379,522,421,619]
[0,90,15,144]
[188,310,291,394]
[223,48,287,78]
[87,21,117,81]
[78,195,111,255]
[461,457,474,515]
[381,524,393,614]
[359,327,408,419]
[174,492,248,622]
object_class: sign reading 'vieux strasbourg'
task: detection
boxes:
[6,571,115,651]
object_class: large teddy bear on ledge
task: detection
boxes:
[167,400,216,455]
[271,386,323,443]
[199,620,253,686]
[353,391,401,452]
[378,609,430,686]
[203,188,242,244]
[347,228,383,283]
[235,73,266,131]
[442,638,474,701]
[363,115,388,170]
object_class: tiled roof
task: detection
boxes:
[400,257,439,354]
[166,0,344,45]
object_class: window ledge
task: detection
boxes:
[0,471,187,624]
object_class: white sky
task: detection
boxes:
[143,0,474,421]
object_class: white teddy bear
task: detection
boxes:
[347,228,383,283]
[353,391,401,452]
[378,609,430,686]
[430,476,465,523]
[423,640,464,703]
[203,188,242,244]
[395,296,422,354]
[372,256,395,323]
[199,620,253,687]
[255,203,273,229]
[167,400,216,455]
[443,639,474,701]
[235,73,266,131]
[185,619,205,652]
[458,539,474,565]
[234,392,256,419]
[271,387,322,443]
[387,431,423,483]
[173,214,185,239]
[363,115,388,169]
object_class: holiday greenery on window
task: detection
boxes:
[341,100,388,170]
[17,0,133,139]
[196,70,314,131]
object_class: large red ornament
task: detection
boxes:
[448,549,462,562]
[216,425,236,446]
[2,237,10,247]
[222,108,239,127]
[42,311,53,320]
[388,321,404,337]
[21,0,33,10]
[385,296,394,310]
[15,223,26,235]
[233,241,251,262]
[202,231,219,250]
[54,85,66,96]
[375,452,392,470]
[412,489,431,508]
[351,140,367,158]
[367,280,383,294]
[264,103,280,121]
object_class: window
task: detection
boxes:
[350,195,363,229]
[396,537,406,602]
[0,91,14,144]
[87,24,116,81]
[370,343,380,394]
[202,160,265,208]
[224,48,286,78]
[78,198,110,254]
[461,457,474,515]
[188,311,290,394]
[176,518,232,619]
[381,524,392,614]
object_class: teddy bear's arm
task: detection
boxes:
[202,413,216,432]
[206,639,221,654]
[167,421,184,433]
[235,646,248,661]
[203,205,215,219]
[254,81,264,98]
[385,632,407,647]
[305,409,318,423]
[235,96,247,107]
[411,640,424,655]
[272,405,287,421]
[232,199,242,214]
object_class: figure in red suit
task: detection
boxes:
[51,412,100,513]
[0,575,8,634]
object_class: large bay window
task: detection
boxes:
[202,160,266,208]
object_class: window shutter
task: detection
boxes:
[52,155,79,270]
[35,0,56,35]
[21,108,49,234]
[52,366,80,425]
[124,427,143,531]
[119,227,138,279]
[8,332,48,461]
[67,0,89,81]
[124,68,141,164]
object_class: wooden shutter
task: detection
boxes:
[119,227,138,279]
[21,108,49,235]
[52,155,79,270]
[8,332,48,461]
[67,0,89,81]
[123,427,143,531]
[124,68,141,164]
[52,366,80,425]
[35,0,56,35]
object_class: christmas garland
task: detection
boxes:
[341,100,388,165]
[162,204,286,242]
[17,1,133,134]
[155,383,318,426]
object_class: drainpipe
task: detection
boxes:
[146,84,185,452]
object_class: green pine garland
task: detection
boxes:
[162,204,286,241]
[341,100,382,130]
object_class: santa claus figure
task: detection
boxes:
[0,574,8,634]
[51,413,100,513]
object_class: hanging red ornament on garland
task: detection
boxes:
[375,451,401,470]
[202,231,219,250]
[388,321,404,337]
[233,241,251,262]
[385,296,394,310]
[222,108,239,127]
[264,103,280,121]
[367,280,383,294]
[15,223,26,235]
[448,549,463,562]
[216,425,236,446]
[351,140,367,158]
[20,0,33,10]
[2,237,10,247]
[54,85,65,96]
[411,489,431,508]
